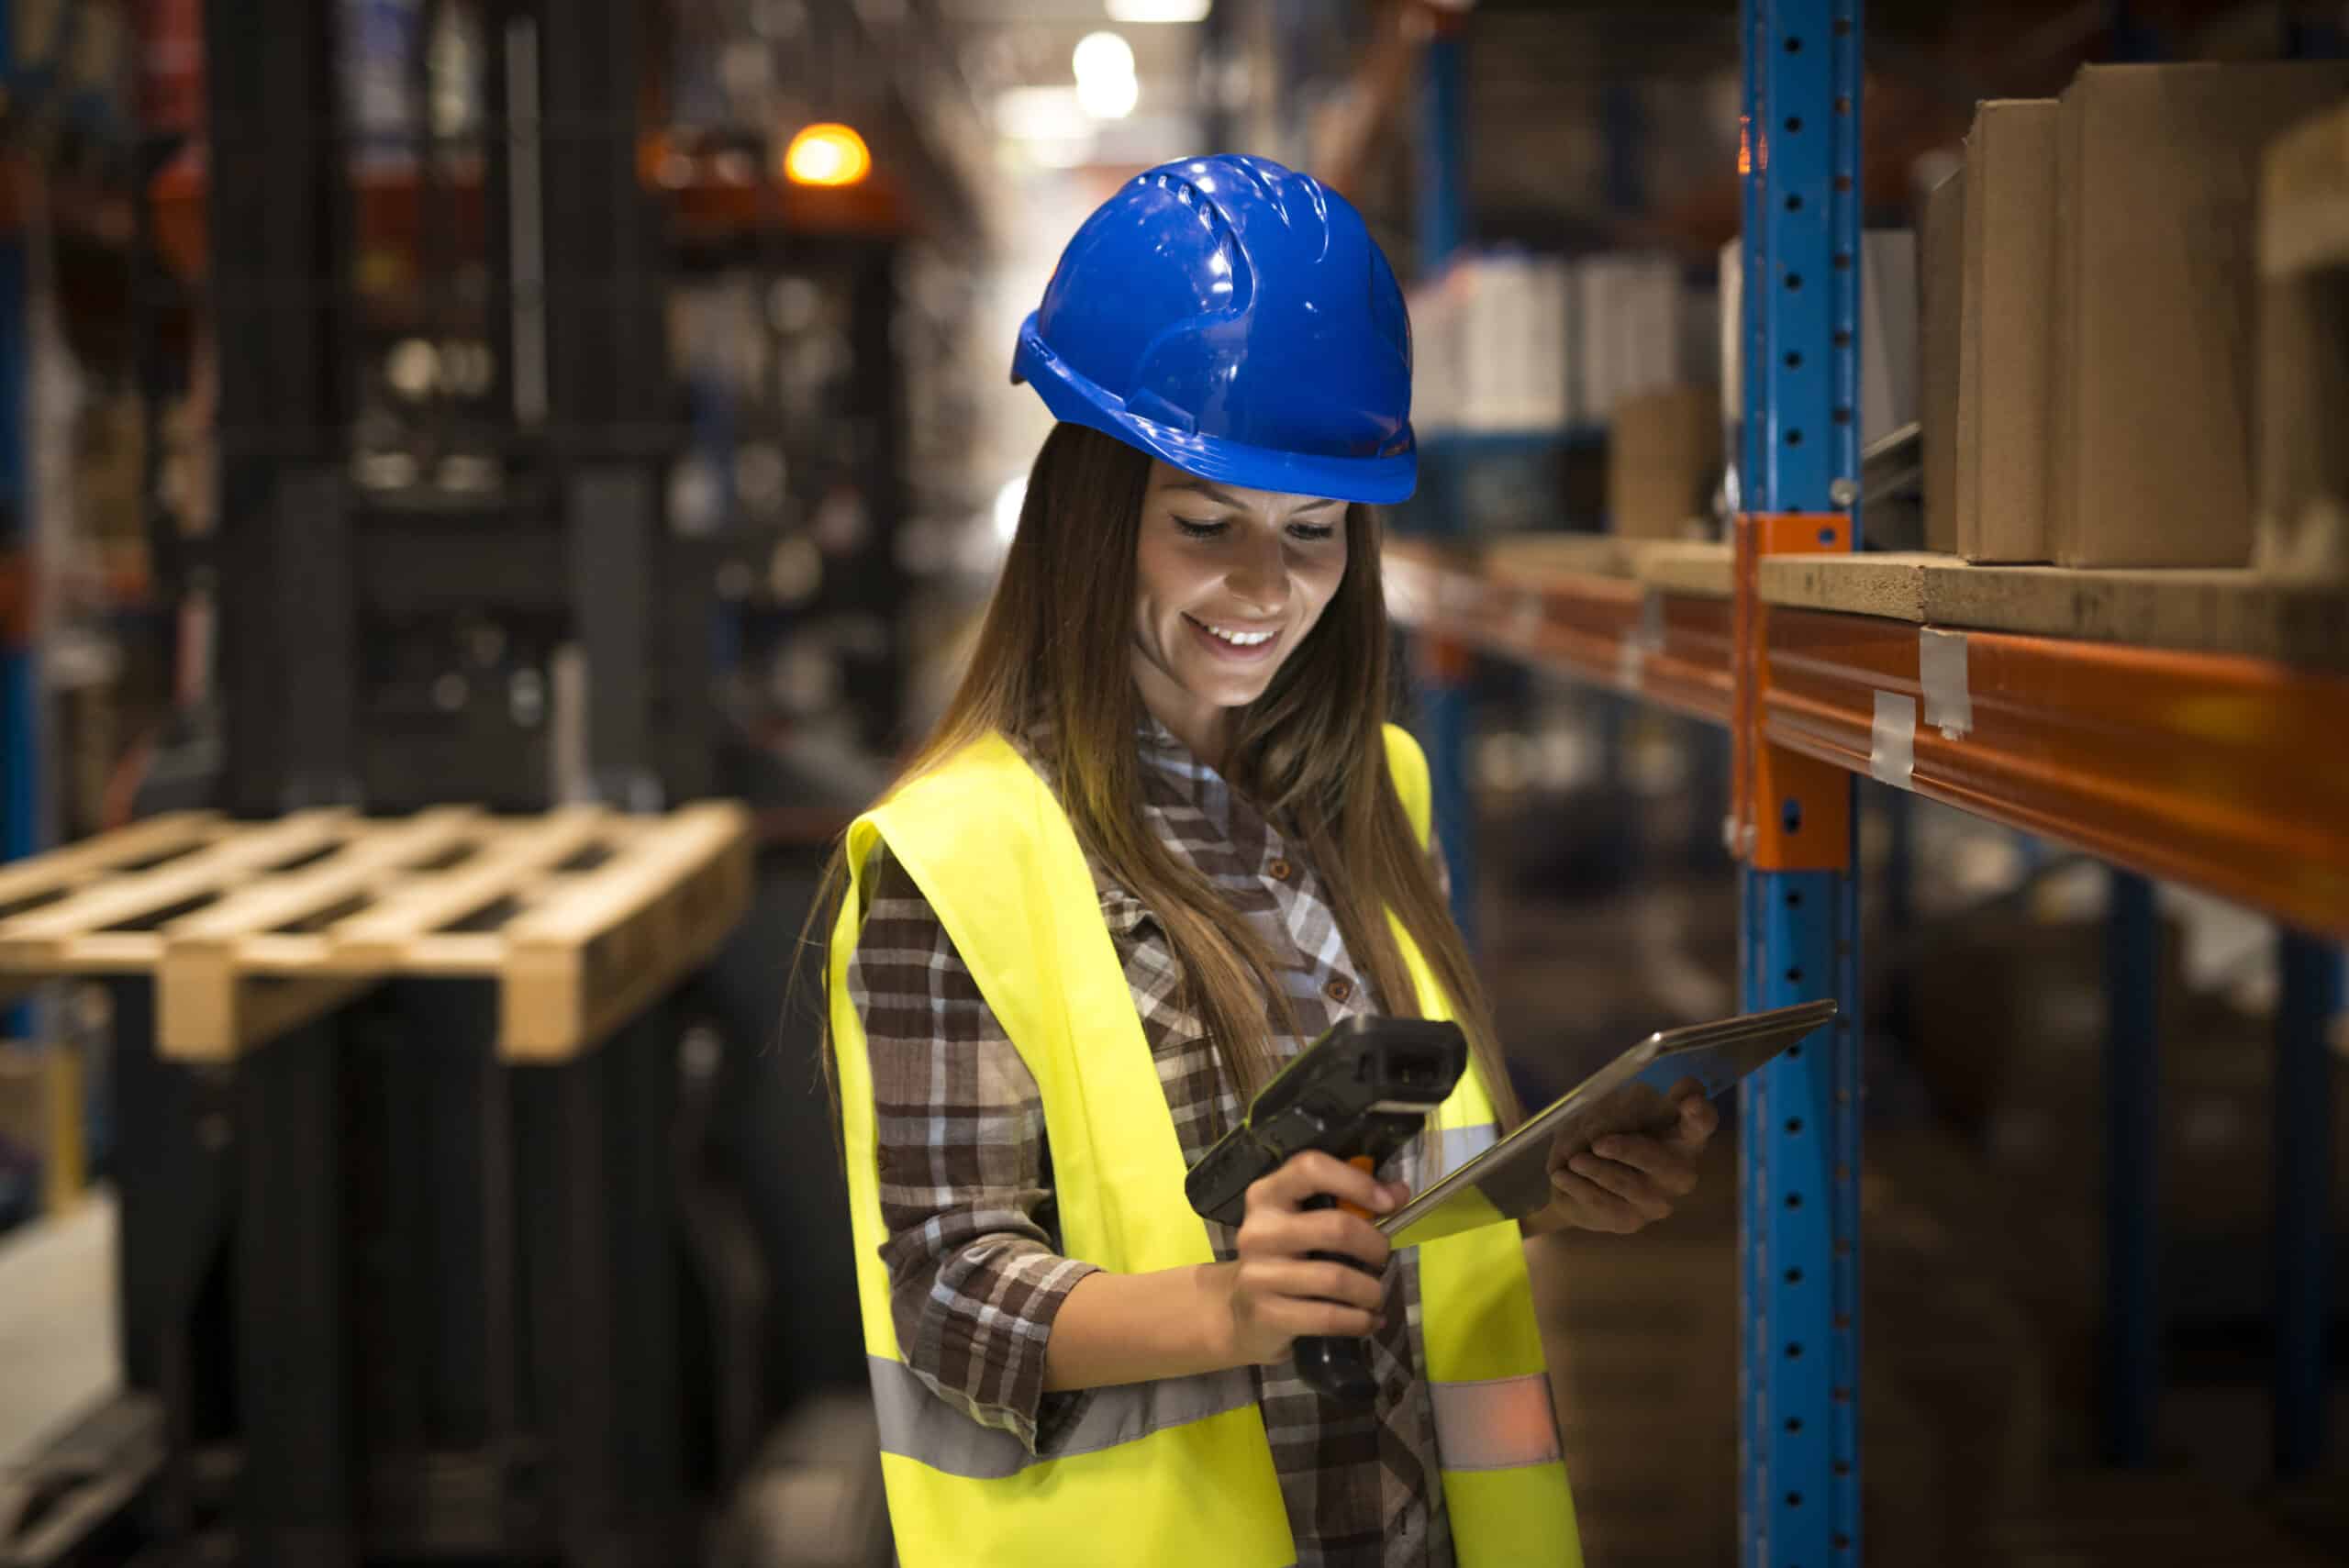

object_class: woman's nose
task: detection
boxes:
[1224,531,1291,611]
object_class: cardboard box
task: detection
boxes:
[1920,167,1965,554]
[1607,384,1721,539]
[2254,100,2349,580]
[2050,62,2349,567]
[1958,100,2060,562]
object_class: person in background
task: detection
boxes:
[812,155,1720,1567]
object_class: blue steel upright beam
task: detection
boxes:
[1,0,39,1053]
[1413,17,1477,946]
[2274,933,2343,1478]
[1737,0,1864,1564]
[2102,869,2162,1466]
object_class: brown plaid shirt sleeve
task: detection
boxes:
[844,847,1099,1455]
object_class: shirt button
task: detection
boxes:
[1268,858,1293,882]
[1324,976,1353,1005]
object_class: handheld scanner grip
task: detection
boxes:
[1296,1154,1384,1402]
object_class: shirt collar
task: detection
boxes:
[1134,710,1227,800]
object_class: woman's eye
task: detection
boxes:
[1288,523,1339,542]
[1174,517,1227,539]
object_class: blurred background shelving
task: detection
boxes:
[0,2,2344,1566]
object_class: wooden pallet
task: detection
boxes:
[0,803,756,1062]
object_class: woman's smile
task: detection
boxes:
[1182,613,1285,662]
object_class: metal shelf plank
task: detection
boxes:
[1383,546,1733,725]
[1762,609,2349,940]
[1386,546,2349,939]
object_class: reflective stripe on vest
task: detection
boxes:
[870,1356,1257,1479]
[1428,1373,1566,1472]
[832,724,1580,1565]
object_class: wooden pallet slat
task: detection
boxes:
[157,809,487,1062]
[0,812,228,911]
[1,801,757,1062]
[0,811,355,973]
[170,808,484,945]
[502,803,755,1062]
[325,806,614,970]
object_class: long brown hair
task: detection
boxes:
[804,422,1522,1135]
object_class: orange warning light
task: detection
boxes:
[785,123,873,188]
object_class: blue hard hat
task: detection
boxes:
[1011,155,1416,505]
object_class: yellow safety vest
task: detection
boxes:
[829,724,1580,1565]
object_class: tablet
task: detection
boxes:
[1380,998,1838,1249]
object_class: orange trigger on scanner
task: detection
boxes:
[1339,1153,1375,1221]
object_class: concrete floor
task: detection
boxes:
[0,1189,119,1466]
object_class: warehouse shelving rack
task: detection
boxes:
[1397,2,2348,1562]
[0,0,32,893]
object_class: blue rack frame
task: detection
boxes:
[2275,932,2343,1477]
[1403,0,2347,1544]
[1407,1,1871,1552]
[0,0,37,1059]
[1738,2,1865,1562]
[1413,18,1478,948]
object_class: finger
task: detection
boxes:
[1286,1210,1392,1270]
[1240,1208,1394,1270]
[1255,1150,1400,1215]
[1547,1168,1644,1234]
[1589,1135,1700,1197]
[1245,1258,1387,1314]
[1672,1094,1721,1152]
[1566,1154,1675,1221]
[1264,1298,1380,1340]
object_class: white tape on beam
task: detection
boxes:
[1510,591,1542,644]
[1870,691,1917,788]
[1617,591,1664,690]
[1919,628,1973,739]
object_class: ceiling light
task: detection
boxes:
[1107,0,1210,21]
[1075,69,1139,120]
[783,122,872,187]
[1073,30,1136,84]
[1072,32,1139,120]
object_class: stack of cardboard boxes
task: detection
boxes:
[1921,65,2349,571]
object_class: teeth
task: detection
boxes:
[1199,620,1275,648]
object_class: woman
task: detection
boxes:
[818,156,1719,1566]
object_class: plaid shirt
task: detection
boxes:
[847,719,1455,1567]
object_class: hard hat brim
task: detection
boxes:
[1012,315,1417,506]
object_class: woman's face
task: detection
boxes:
[1130,460,1350,742]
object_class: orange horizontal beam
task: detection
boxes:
[1386,540,2349,936]
[1382,540,1732,725]
[1765,610,2349,940]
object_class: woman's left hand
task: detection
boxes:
[1539,1083,1720,1236]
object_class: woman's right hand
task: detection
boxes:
[1217,1151,1408,1368]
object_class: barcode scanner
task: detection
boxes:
[1185,1016,1469,1401]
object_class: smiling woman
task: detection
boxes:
[804,154,1698,1568]
[1132,470,1351,762]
